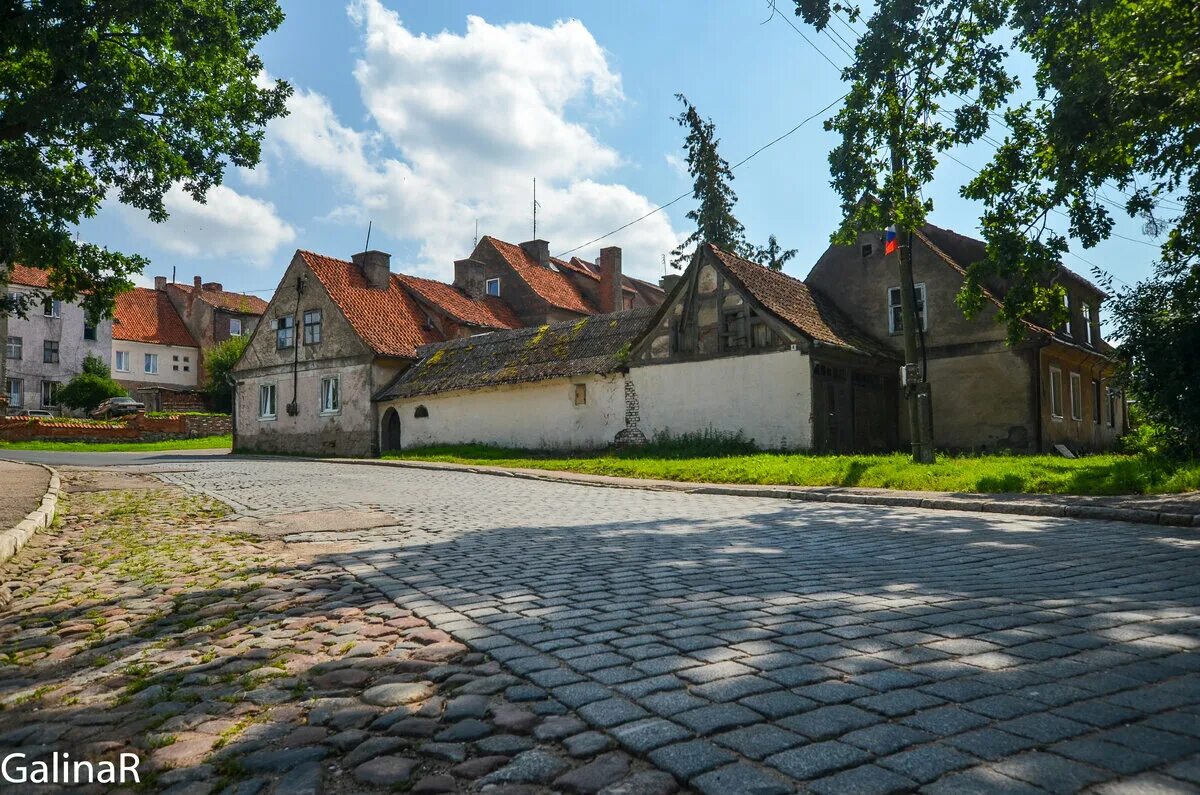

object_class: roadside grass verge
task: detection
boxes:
[384,444,1200,496]
[0,435,231,452]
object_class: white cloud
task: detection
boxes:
[266,3,681,279]
[116,185,297,268]
[665,153,689,179]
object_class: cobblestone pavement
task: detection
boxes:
[147,459,1200,793]
[0,472,670,794]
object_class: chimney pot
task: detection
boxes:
[599,246,623,314]
[193,275,202,289]
[520,239,551,269]
[352,250,392,290]
[154,276,167,291]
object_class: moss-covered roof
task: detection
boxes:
[375,307,655,401]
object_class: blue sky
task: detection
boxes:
[79,0,1162,326]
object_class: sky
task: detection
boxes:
[79,0,1164,331]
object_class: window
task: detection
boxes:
[1107,390,1117,428]
[259,384,277,419]
[887,284,927,334]
[5,378,22,408]
[43,297,61,318]
[1082,303,1093,346]
[173,365,179,371]
[5,336,21,360]
[144,353,158,374]
[414,405,429,418]
[320,376,340,414]
[304,310,322,345]
[1092,380,1101,425]
[860,243,873,257]
[574,383,587,406]
[183,356,190,362]
[1049,366,1064,419]
[486,278,501,297]
[41,381,59,408]
[229,318,242,337]
[115,350,130,372]
[1069,372,1083,420]
[276,315,294,349]
[173,355,179,361]
[83,324,96,341]
[183,365,189,372]
[1062,293,1072,337]
[43,340,59,363]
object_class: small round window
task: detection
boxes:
[414,405,429,418]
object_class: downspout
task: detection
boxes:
[1032,338,1049,453]
[286,274,306,416]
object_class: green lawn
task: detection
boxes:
[0,435,232,452]
[384,444,1200,496]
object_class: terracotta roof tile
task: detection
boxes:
[484,237,597,315]
[710,245,895,359]
[396,274,521,330]
[299,251,442,358]
[113,288,198,347]
[4,264,51,288]
[166,283,269,315]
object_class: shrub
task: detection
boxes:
[58,373,127,411]
[202,335,250,412]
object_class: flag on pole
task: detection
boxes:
[885,226,898,255]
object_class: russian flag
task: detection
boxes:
[885,226,898,255]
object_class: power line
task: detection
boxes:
[554,91,848,258]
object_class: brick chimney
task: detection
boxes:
[352,250,391,290]
[202,281,223,292]
[154,276,167,291]
[189,275,201,310]
[598,246,623,314]
[454,258,485,299]
[520,239,551,269]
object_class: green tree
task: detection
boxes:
[0,1,291,322]
[58,355,126,412]
[202,335,250,413]
[752,234,799,271]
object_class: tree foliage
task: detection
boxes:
[58,354,126,411]
[202,334,250,413]
[752,234,799,271]
[0,1,291,320]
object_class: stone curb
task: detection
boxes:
[320,456,1200,529]
[0,459,61,565]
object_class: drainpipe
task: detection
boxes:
[1032,338,1050,453]
[286,274,306,416]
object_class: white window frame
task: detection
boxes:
[887,283,927,335]
[1069,372,1083,421]
[319,375,340,415]
[115,350,130,372]
[1049,365,1064,420]
[229,317,242,337]
[486,278,501,297]
[5,378,22,408]
[1082,302,1093,345]
[259,383,277,420]
[43,298,61,318]
[144,353,158,374]
[5,335,21,360]
[41,380,59,408]
[1062,293,1073,337]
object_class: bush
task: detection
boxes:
[202,335,250,412]
[58,373,127,411]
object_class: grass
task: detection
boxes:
[0,434,231,452]
[384,442,1200,496]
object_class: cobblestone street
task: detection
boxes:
[3,459,1199,793]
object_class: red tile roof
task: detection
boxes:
[710,245,896,359]
[555,256,642,294]
[113,288,199,347]
[166,283,269,315]
[483,237,597,315]
[298,251,443,358]
[396,274,521,330]
[4,264,51,288]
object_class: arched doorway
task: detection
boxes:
[381,407,402,451]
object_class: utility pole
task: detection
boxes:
[888,78,935,463]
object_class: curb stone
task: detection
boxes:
[317,456,1200,529]
[0,459,61,566]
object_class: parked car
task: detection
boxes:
[6,409,54,418]
[90,396,145,419]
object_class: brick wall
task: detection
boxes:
[0,412,230,443]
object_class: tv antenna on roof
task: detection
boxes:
[532,178,540,239]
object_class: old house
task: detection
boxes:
[162,275,268,378]
[232,249,520,457]
[377,244,899,452]
[807,223,1125,452]
[3,264,113,414]
[111,287,202,408]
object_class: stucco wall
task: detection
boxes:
[1040,345,1125,453]
[112,340,200,388]
[631,349,813,450]
[919,348,1036,452]
[4,284,112,412]
[381,374,625,451]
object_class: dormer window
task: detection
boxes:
[486,278,501,297]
